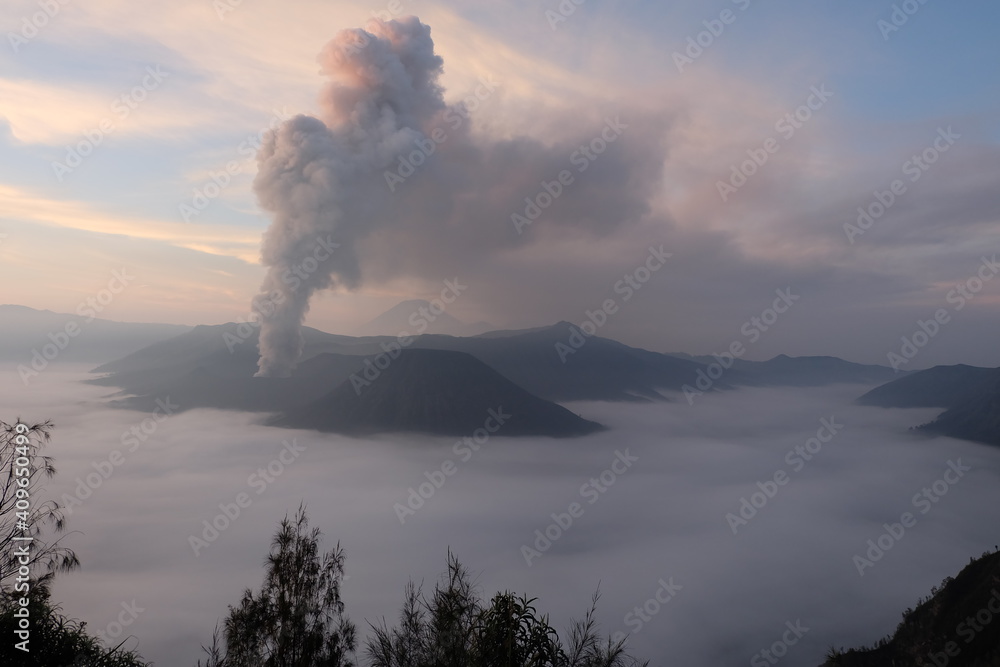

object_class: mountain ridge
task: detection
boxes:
[57,317,935,439]
[857,365,1000,446]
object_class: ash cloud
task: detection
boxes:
[251,15,671,376]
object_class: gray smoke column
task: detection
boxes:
[251,16,446,377]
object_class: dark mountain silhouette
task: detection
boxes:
[669,352,904,387]
[89,321,713,405]
[409,321,711,401]
[856,365,1000,446]
[857,364,999,408]
[92,321,902,408]
[268,348,604,437]
[91,322,360,380]
[101,348,368,415]
[821,549,1000,667]
[89,324,366,408]
[83,320,905,437]
[729,354,903,387]
[920,375,1000,446]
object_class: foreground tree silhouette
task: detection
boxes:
[0,420,147,665]
[0,419,79,588]
[0,582,149,666]
[201,505,356,667]
[367,553,648,667]
[203,512,646,667]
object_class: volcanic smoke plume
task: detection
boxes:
[251,17,448,377]
[251,16,670,377]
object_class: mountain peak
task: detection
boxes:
[353,300,492,337]
[269,348,604,437]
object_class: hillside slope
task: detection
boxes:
[822,549,1000,667]
[857,365,999,408]
[920,375,1000,446]
[857,366,1000,446]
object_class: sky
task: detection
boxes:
[9,367,1000,666]
[2,0,1000,367]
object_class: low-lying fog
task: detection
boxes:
[5,365,1000,666]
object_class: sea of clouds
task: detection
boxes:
[3,364,999,666]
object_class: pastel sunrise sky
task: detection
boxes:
[2,0,999,367]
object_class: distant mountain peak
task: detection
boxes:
[353,300,493,337]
